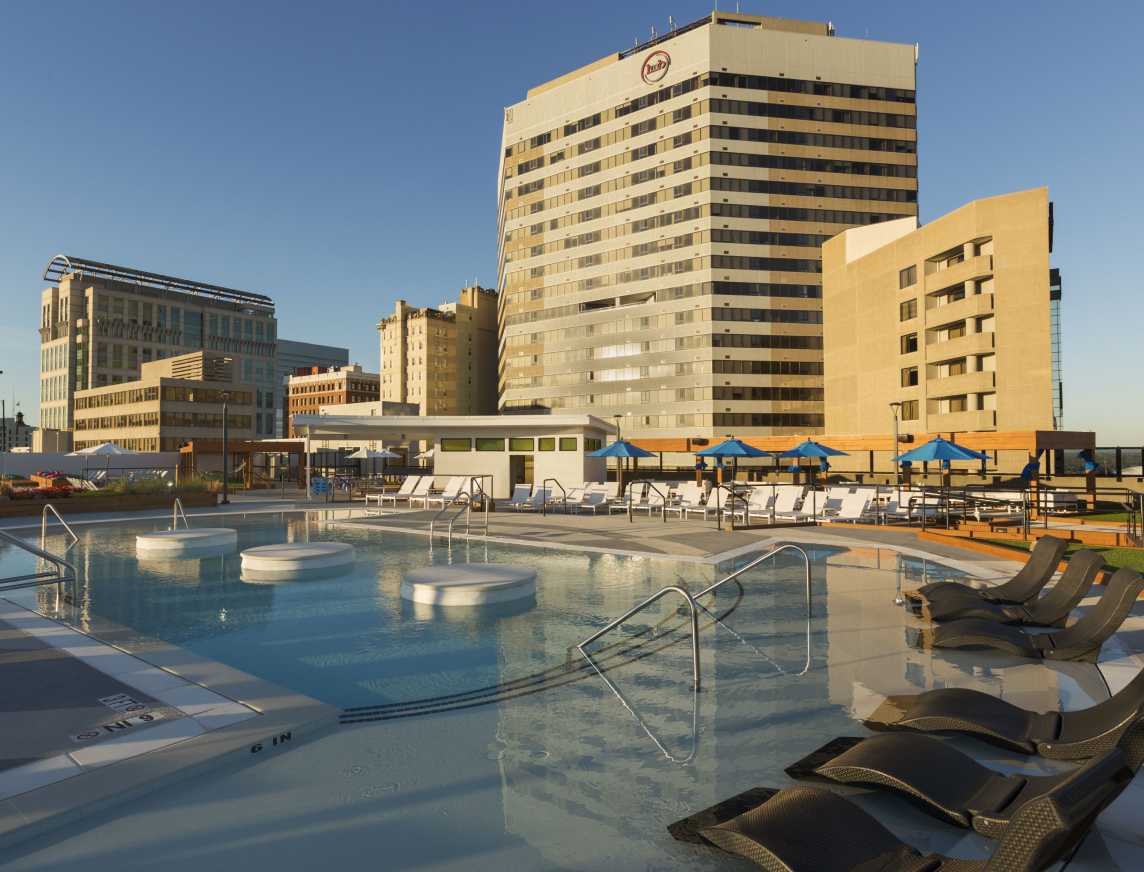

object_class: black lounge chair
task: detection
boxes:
[668,748,1132,871]
[864,663,1144,758]
[912,567,1144,663]
[918,550,1104,626]
[783,718,1144,838]
[903,535,1066,613]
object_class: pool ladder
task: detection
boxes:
[429,476,492,543]
[0,529,77,593]
[172,497,190,529]
[576,544,812,690]
[41,504,79,551]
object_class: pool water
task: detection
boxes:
[0,513,1104,872]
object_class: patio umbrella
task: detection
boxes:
[588,439,656,496]
[345,447,399,477]
[894,437,986,529]
[696,438,772,528]
[779,440,850,520]
[68,441,130,481]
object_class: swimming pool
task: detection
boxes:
[0,513,1107,871]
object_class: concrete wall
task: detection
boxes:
[0,451,180,478]
[431,435,607,498]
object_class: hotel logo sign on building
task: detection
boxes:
[641,50,670,84]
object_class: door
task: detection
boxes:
[509,454,534,491]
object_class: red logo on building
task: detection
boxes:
[641,50,671,85]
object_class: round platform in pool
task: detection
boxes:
[136,528,237,555]
[400,563,537,606]
[241,542,356,582]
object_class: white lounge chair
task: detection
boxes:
[406,476,437,509]
[378,475,422,509]
[576,484,610,514]
[605,481,629,513]
[631,482,669,515]
[506,483,533,510]
[666,481,712,519]
[772,486,808,521]
[820,491,874,523]
[425,476,466,510]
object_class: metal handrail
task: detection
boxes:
[172,497,190,530]
[625,479,669,523]
[41,504,78,549]
[0,529,77,590]
[539,478,566,516]
[578,586,701,687]
[576,543,814,690]
[429,475,492,542]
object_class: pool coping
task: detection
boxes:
[0,595,338,851]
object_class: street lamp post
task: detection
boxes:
[889,401,903,497]
[220,391,231,505]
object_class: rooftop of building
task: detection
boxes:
[43,254,274,314]
[525,11,834,99]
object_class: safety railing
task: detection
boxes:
[625,479,669,523]
[429,475,492,543]
[0,529,77,592]
[539,478,567,516]
[172,497,190,530]
[577,543,813,690]
[41,504,79,550]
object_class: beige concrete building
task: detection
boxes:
[286,364,379,436]
[378,286,498,416]
[822,187,1058,437]
[497,12,918,439]
[72,351,254,455]
[39,256,277,437]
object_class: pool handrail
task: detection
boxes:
[0,529,77,591]
[41,503,78,549]
[576,543,814,690]
[173,497,190,530]
[625,479,669,523]
[539,478,567,516]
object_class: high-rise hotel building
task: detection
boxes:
[497,12,918,439]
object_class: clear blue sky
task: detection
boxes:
[1,1,1140,442]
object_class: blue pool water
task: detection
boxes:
[0,512,1097,872]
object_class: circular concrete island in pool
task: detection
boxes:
[136,528,237,556]
[400,564,537,607]
[240,542,356,582]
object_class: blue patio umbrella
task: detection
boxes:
[696,438,771,530]
[589,439,656,494]
[894,436,985,464]
[779,439,849,459]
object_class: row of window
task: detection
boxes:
[502,281,821,328]
[505,70,915,158]
[75,413,252,431]
[713,413,825,428]
[439,436,599,453]
[712,386,823,402]
[710,176,917,203]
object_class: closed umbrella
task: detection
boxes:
[588,439,656,496]
[697,438,772,529]
[779,440,850,521]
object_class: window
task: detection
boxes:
[900,333,918,354]
[948,359,967,376]
[899,299,917,321]
[559,437,577,451]
[901,400,919,421]
[440,438,471,452]
[475,438,505,452]
[509,437,535,452]
[899,265,917,288]
[948,396,968,413]
[538,437,555,451]
[901,366,918,387]
[583,438,601,452]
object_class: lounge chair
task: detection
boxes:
[668,747,1133,871]
[604,481,628,514]
[918,550,1103,625]
[912,566,1144,662]
[903,535,1067,612]
[406,476,438,509]
[631,482,668,515]
[666,482,715,519]
[864,663,1144,758]
[770,486,806,521]
[424,476,466,510]
[818,490,873,524]
[378,475,423,509]
[782,717,1144,837]
[577,484,611,514]
[505,483,532,510]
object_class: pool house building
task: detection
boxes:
[290,414,616,498]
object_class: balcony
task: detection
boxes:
[925,293,994,326]
[926,330,994,360]
[924,254,993,294]
[927,409,996,431]
[926,369,995,397]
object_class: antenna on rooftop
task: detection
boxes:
[650,25,657,39]
[736,1,741,11]
[668,15,676,31]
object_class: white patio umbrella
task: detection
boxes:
[67,441,130,481]
[415,447,434,460]
[345,446,399,477]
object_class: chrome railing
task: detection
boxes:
[41,504,78,550]
[172,497,190,529]
[0,529,77,591]
[539,478,567,516]
[429,475,492,542]
[577,543,813,690]
[625,479,669,523]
